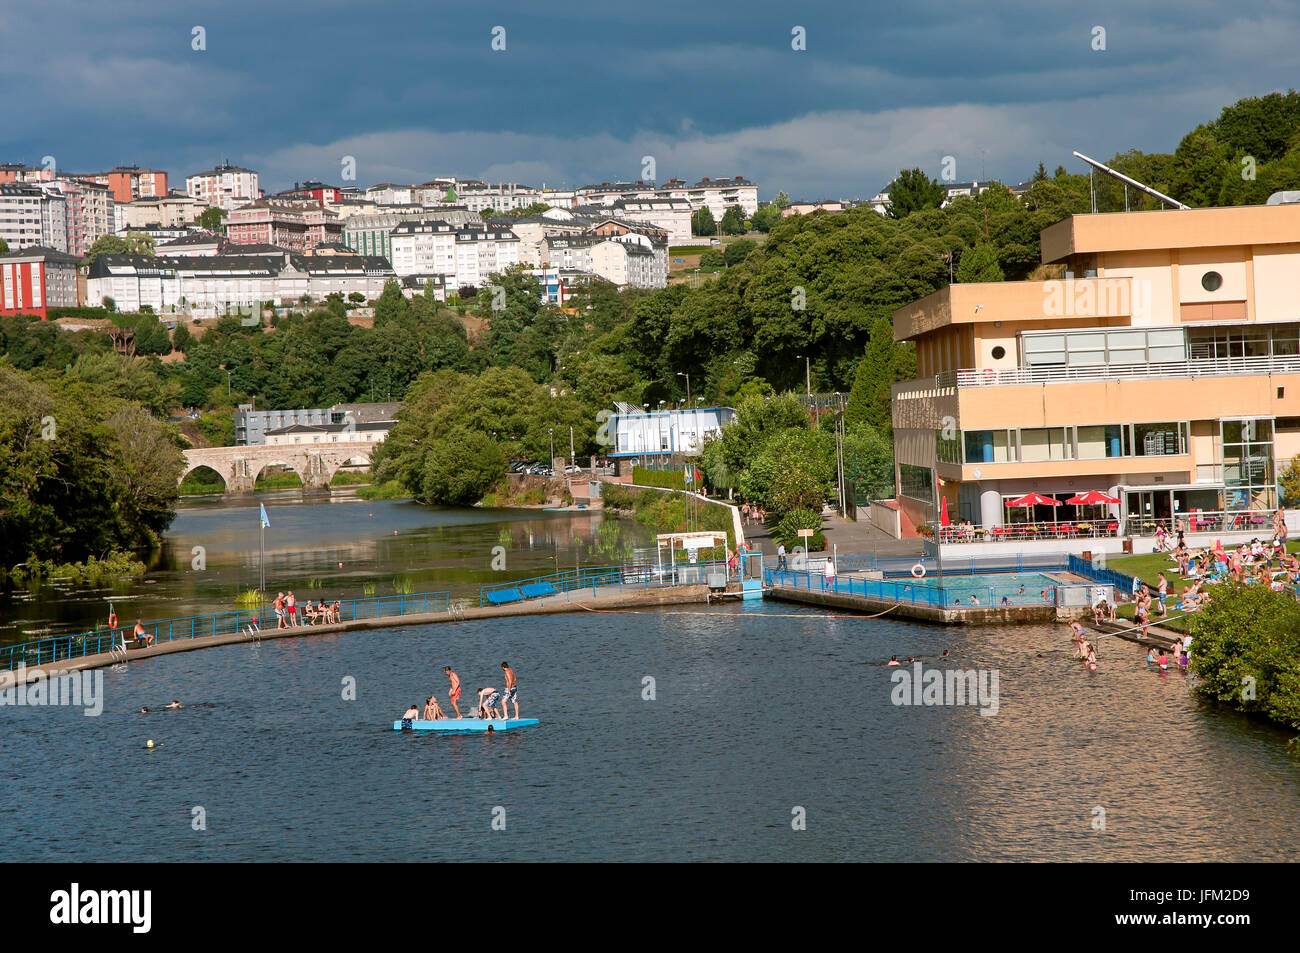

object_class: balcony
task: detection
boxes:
[937,353,1300,389]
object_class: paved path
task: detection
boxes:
[743,507,924,558]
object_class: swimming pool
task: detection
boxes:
[885,571,1063,606]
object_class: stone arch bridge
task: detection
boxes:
[181,443,376,493]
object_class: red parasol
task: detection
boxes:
[940,496,950,527]
[1064,490,1120,505]
[1007,493,1061,508]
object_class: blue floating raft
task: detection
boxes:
[394,718,539,733]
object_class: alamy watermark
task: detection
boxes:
[889,662,999,716]
[0,665,103,716]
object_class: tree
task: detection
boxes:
[719,205,746,235]
[846,317,915,435]
[956,241,1005,282]
[886,168,947,219]
[84,235,130,267]
[172,322,193,354]
[519,202,551,216]
[124,232,156,256]
[420,429,506,505]
[1279,455,1300,505]
[772,190,790,208]
[749,204,782,232]
[0,238,8,255]
[197,207,227,233]
[347,292,366,305]
[1031,161,1049,183]
[723,239,757,267]
[691,207,716,237]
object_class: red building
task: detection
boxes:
[277,181,344,204]
[77,165,169,205]
[0,246,81,319]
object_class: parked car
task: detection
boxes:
[564,465,582,475]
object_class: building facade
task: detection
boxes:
[186,163,260,212]
[0,247,81,317]
[226,199,343,251]
[606,404,737,458]
[53,178,114,257]
[889,201,1300,537]
[235,402,398,445]
[77,165,169,204]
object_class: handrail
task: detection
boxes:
[936,353,1300,389]
[0,589,451,673]
[930,509,1278,541]
[477,558,739,606]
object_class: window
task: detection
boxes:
[1202,271,1223,292]
[899,464,935,504]
[963,430,1013,463]
[1020,427,1071,461]
[991,345,1006,360]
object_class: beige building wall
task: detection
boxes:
[1251,245,1300,321]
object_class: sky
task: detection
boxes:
[1,0,1296,200]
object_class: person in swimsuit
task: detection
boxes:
[286,591,297,627]
[477,688,502,720]
[422,696,445,720]
[133,620,153,647]
[165,700,182,710]
[445,666,463,718]
[1147,647,1156,664]
[400,704,419,729]
[274,592,286,629]
[1157,650,1168,671]
[885,656,900,666]
[501,662,519,719]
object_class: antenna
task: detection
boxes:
[1072,151,1190,210]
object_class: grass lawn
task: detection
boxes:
[1105,540,1300,636]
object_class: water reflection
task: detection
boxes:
[0,492,653,647]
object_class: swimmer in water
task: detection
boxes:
[1157,651,1169,671]
[165,700,182,710]
[139,707,150,714]
[885,656,900,666]
[1147,647,1156,663]
[939,649,951,658]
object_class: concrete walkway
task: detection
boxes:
[743,507,924,558]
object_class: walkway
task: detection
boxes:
[742,507,924,558]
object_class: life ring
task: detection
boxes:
[911,563,926,579]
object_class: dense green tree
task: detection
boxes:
[845,317,915,436]
[719,205,746,235]
[691,207,716,236]
[723,238,757,266]
[886,168,947,219]
[956,241,1005,282]
[196,207,227,232]
[749,204,782,232]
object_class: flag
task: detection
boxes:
[260,503,270,528]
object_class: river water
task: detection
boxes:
[3,495,1298,861]
[4,603,1299,861]
[0,492,635,647]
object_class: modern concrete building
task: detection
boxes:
[76,165,169,204]
[53,178,115,257]
[115,192,207,230]
[889,200,1300,539]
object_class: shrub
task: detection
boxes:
[773,508,826,551]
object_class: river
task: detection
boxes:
[3,495,1298,861]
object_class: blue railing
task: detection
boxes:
[478,559,736,607]
[0,589,451,672]
[1067,554,1139,593]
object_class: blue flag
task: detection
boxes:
[260,504,270,528]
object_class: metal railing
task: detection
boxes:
[936,352,1300,389]
[764,568,1061,608]
[477,559,738,606]
[1122,510,1277,537]
[0,589,451,673]
[931,520,1121,542]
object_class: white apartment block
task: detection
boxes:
[453,223,520,286]
[38,187,67,252]
[590,238,661,289]
[186,163,260,212]
[390,220,519,286]
[389,220,457,276]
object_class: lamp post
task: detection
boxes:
[795,354,811,395]
[548,428,554,470]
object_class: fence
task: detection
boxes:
[764,568,1063,608]
[477,559,737,607]
[0,589,451,672]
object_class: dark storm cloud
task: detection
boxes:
[1,0,1294,198]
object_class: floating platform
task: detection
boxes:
[393,718,539,733]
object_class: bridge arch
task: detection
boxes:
[178,463,229,492]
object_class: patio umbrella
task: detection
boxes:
[1064,490,1120,505]
[1006,492,1060,526]
[939,496,950,527]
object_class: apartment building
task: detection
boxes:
[0,163,57,184]
[76,165,169,204]
[389,220,519,286]
[388,220,458,276]
[344,207,478,259]
[226,199,343,251]
[116,192,207,230]
[275,181,345,204]
[453,223,520,286]
[52,178,114,257]
[889,200,1300,540]
[186,162,260,212]
[86,252,394,313]
[0,246,81,317]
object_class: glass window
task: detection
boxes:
[1020,427,1069,461]
[899,464,935,504]
[1077,425,1123,459]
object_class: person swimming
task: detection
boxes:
[165,700,182,710]
[885,655,900,666]
[1147,648,1156,664]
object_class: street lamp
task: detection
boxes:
[795,354,811,395]
[548,427,554,469]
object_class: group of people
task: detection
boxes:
[1147,637,1193,672]
[272,591,340,628]
[1068,621,1099,671]
[400,662,520,722]
[739,503,768,526]
[1162,530,1298,613]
